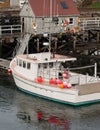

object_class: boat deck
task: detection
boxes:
[79,82,100,95]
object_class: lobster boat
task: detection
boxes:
[10,52,100,106]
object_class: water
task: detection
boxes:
[0,73,100,130]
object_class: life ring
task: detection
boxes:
[63,70,69,79]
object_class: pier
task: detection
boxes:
[0,58,10,70]
[0,1,100,73]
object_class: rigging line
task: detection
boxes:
[69,65,95,70]
[53,64,95,71]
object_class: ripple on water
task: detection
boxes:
[0,74,100,130]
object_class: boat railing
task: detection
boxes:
[68,73,100,86]
[38,63,99,85]
[87,75,100,83]
[68,63,100,85]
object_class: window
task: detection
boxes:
[27,62,31,69]
[60,1,68,9]
[17,59,19,65]
[19,60,22,67]
[69,18,73,24]
[38,64,41,68]
[49,63,53,68]
[43,63,47,69]
[23,61,26,68]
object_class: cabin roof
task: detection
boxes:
[17,53,76,64]
[28,0,79,17]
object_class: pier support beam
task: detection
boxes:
[0,39,3,57]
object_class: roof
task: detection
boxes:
[17,53,76,64]
[28,0,79,17]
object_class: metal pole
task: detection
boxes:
[26,5,29,57]
[94,63,97,77]
[49,0,52,53]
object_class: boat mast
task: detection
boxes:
[26,1,29,57]
[49,0,52,53]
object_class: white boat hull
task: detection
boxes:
[10,52,100,106]
[12,72,100,106]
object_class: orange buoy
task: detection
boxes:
[56,79,63,84]
[58,83,64,88]
[49,78,53,84]
[37,76,43,83]
[63,70,69,79]
[63,81,68,88]
[63,73,68,79]
[49,78,57,84]
[7,69,12,75]
[49,78,54,84]
[67,83,72,88]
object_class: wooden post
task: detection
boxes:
[37,38,39,52]
[54,37,57,50]
[0,39,2,57]
[97,32,100,42]
[73,36,76,50]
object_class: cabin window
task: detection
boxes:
[16,59,18,65]
[27,62,31,69]
[69,18,73,24]
[43,63,47,69]
[38,64,41,68]
[49,63,53,68]
[23,61,26,68]
[19,59,22,67]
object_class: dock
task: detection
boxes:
[0,58,10,70]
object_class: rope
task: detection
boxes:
[53,64,95,71]
[69,64,95,71]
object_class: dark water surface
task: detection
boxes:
[0,73,100,130]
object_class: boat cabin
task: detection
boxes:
[15,52,76,81]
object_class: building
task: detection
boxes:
[10,0,25,8]
[20,0,80,35]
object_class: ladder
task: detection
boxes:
[12,33,31,57]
